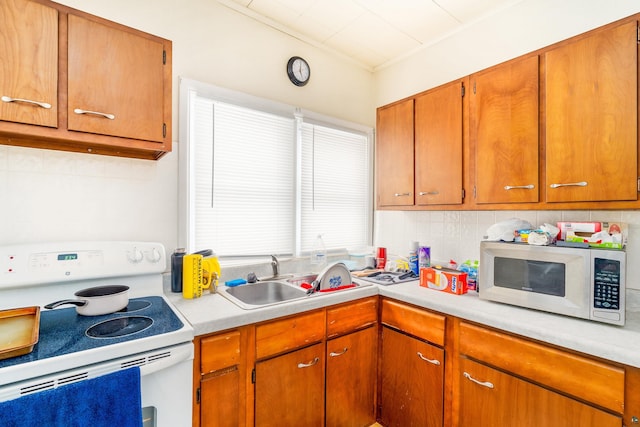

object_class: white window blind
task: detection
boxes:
[180,78,372,258]
[300,123,370,252]
[192,96,295,256]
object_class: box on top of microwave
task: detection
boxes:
[558,221,627,249]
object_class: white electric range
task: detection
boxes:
[0,241,194,427]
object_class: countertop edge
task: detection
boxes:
[165,280,640,368]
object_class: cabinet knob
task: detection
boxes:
[417,351,441,365]
[74,108,115,120]
[504,184,535,190]
[463,372,494,389]
[549,181,587,189]
[2,95,51,109]
[329,347,348,357]
[297,357,320,368]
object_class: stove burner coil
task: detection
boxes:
[86,316,154,339]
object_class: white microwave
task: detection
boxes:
[479,241,626,325]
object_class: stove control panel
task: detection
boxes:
[0,241,166,288]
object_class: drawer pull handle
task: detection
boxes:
[417,352,440,365]
[393,192,411,197]
[549,181,587,189]
[504,184,535,190]
[73,108,115,120]
[297,357,319,368]
[1,95,51,109]
[419,191,439,196]
[329,347,348,357]
[463,372,494,389]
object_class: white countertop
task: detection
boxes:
[165,279,640,368]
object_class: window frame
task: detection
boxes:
[178,77,374,259]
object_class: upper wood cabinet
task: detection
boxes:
[376,14,640,211]
[376,98,415,207]
[470,55,539,204]
[376,80,466,208]
[415,80,465,205]
[0,0,58,128]
[0,0,172,160]
[67,15,167,143]
[544,20,638,203]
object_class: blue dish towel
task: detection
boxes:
[0,366,142,427]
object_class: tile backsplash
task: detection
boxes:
[375,209,640,290]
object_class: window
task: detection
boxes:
[179,78,373,258]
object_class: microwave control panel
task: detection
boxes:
[592,258,621,310]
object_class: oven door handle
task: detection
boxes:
[138,342,193,377]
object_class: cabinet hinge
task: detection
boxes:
[251,368,256,384]
[196,387,201,404]
[163,123,167,138]
[637,177,640,192]
[163,50,167,65]
[462,188,465,199]
[461,83,465,98]
[637,25,640,44]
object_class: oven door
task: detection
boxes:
[0,342,193,427]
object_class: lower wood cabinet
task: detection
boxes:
[255,342,325,427]
[326,326,377,427]
[193,297,638,427]
[379,298,446,427]
[200,366,240,427]
[457,321,625,427]
[379,326,444,427]
[458,357,621,427]
[194,328,247,427]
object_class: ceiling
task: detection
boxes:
[218,0,521,71]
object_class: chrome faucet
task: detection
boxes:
[271,255,280,278]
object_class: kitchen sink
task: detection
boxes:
[218,280,308,309]
[218,272,372,310]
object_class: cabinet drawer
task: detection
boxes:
[256,310,326,359]
[200,330,241,374]
[459,322,624,413]
[327,297,377,338]
[381,298,445,346]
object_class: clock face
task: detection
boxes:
[287,56,310,86]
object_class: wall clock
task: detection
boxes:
[287,56,310,86]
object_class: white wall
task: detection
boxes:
[0,0,374,264]
[2,0,640,286]
[373,0,640,289]
[374,0,640,106]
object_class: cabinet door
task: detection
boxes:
[376,99,414,206]
[545,20,637,202]
[379,327,444,427]
[459,358,621,427]
[471,55,539,203]
[326,327,377,427]
[67,14,166,142]
[415,80,464,205]
[201,368,240,427]
[255,343,324,427]
[0,0,58,127]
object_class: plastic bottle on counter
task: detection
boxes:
[310,234,327,268]
[408,241,419,275]
[171,248,187,293]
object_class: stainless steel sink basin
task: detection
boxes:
[218,281,308,309]
[218,271,373,310]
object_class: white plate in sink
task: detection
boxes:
[317,262,352,290]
